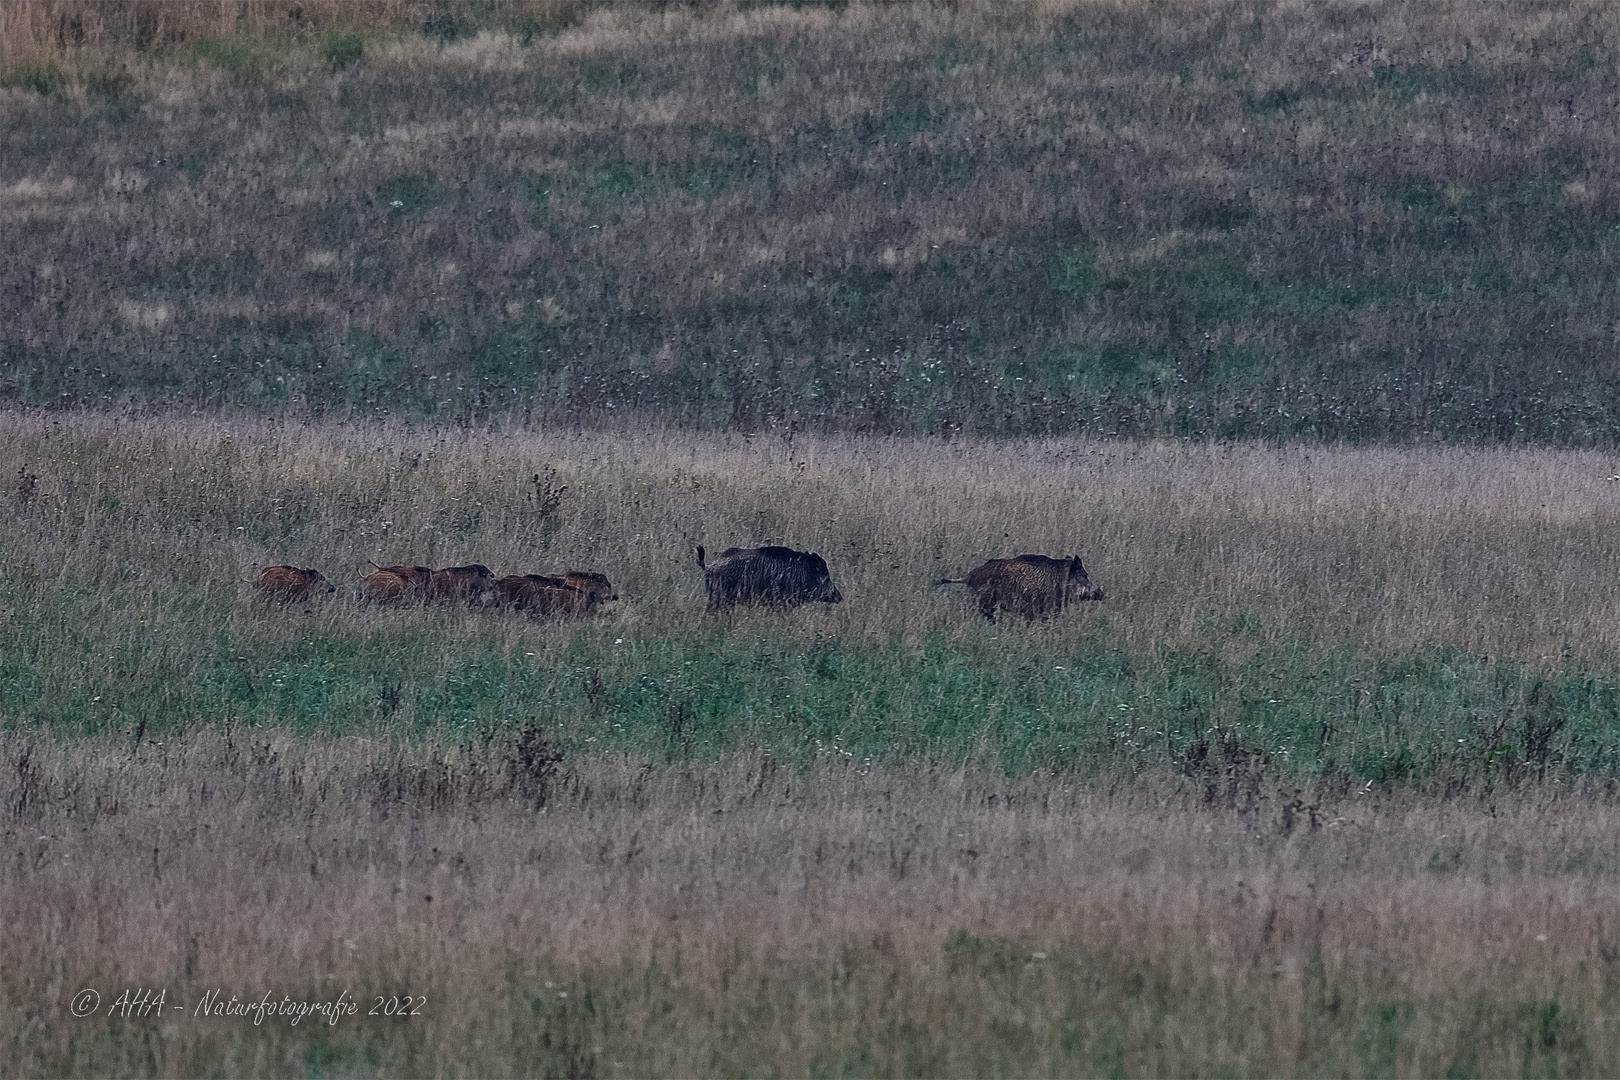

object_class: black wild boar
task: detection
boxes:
[940,554,1105,623]
[697,545,842,612]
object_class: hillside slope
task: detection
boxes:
[5,1,1620,441]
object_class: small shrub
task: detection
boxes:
[322,32,363,72]
[1,63,65,95]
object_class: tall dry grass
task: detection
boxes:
[7,727,1620,1076]
[5,408,1620,663]
[0,0,587,67]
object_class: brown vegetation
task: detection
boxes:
[6,728,1620,1075]
[1,0,412,66]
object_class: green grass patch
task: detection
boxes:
[5,571,1617,787]
[322,32,364,72]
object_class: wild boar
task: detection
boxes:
[255,565,335,601]
[556,571,617,604]
[428,564,496,604]
[360,564,433,603]
[493,574,595,618]
[940,554,1105,623]
[697,545,842,612]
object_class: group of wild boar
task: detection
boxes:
[255,561,617,617]
[256,544,1106,624]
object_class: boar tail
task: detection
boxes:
[696,545,706,569]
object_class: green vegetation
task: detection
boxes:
[5,2,1620,441]
[7,584,1619,787]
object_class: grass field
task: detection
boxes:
[10,732,1620,1077]
[8,1,1620,1073]
[6,410,1620,780]
[5,410,1620,1073]
[6,1,1620,441]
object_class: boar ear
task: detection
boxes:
[1070,556,1085,576]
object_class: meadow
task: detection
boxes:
[10,732,1620,1077]
[7,410,1620,778]
[8,1,1620,1074]
[5,410,1620,1074]
[5,1,1620,441]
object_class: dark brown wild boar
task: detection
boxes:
[557,571,616,604]
[429,564,496,604]
[360,564,433,603]
[255,565,335,601]
[697,545,842,612]
[493,574,595,618]
[940,554,1105,623]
